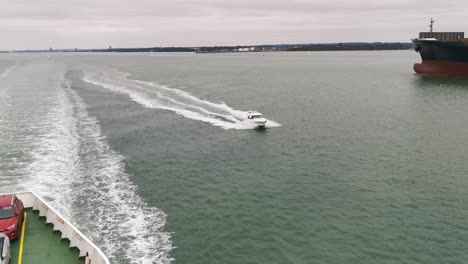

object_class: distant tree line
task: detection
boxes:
[196,42,413,53]
[91,47,196,52]
[1,47,196,53]
[1,42,413,53]
[288,42,413,51]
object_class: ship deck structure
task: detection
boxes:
[412,18,468,77]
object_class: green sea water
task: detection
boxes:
[2,51,468,263]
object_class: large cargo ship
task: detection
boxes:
[412,18,468,77]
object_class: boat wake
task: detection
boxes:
[0,61,18,78]
[0,61,172,264]
[62,79,172,264]
[82,69,281,130]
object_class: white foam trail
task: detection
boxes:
[0,89,11,131]
[0,61,172,263]
[0,62,14,131]
[18,75,80,213]
[0,61,18,78]
[62,80,172,264]
[2,62,78,210]
[0,90,13,187]
[82,69,281,130]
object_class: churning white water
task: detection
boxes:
[0,60,172,264]
[83,69,281,130]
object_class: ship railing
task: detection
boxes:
[15,191,110,264]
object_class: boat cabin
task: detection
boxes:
[247,111,263,119]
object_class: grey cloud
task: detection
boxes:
[0,0,467,49]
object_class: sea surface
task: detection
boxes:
[1,51,468,264]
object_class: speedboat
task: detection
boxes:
[246,110,267,128]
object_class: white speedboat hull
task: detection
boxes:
[245,110,268,128]
[254,120,267,128]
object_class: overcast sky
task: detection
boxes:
[1,0,468,49]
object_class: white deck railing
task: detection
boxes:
[13,191,110,264]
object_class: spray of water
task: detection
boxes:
[82,69,281,130]
[63,79,173,264]
[0,61,172,263]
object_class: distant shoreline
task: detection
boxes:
[0,42,412,53]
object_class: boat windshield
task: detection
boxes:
[0,206,13,220]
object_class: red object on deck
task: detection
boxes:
[0,194,24,240]
[414,60,468,77]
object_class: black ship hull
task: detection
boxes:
[412,39,468,77]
